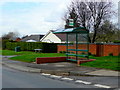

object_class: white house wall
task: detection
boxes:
[41,31,61,43]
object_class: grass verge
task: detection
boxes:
[1,50,120,71]
[81,56,120,71]
[1,50,36,55]
[1,50,65,62]
[9,53,66,62]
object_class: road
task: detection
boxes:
[2,66,119,89]
[2,66,95,88]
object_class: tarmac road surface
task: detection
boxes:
[2,66,97,88]
[1,55,119,89]
[2,66,119,89]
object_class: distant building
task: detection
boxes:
[15,38,21,42]
[9,37,21,42]
[21,34,44,42]
[40,30,66,43]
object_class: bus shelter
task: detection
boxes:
[54,27,89,62]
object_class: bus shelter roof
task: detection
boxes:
[53,27,89,34]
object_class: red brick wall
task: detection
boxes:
[89,44,96,55]
[103,44,120,56]
[58,44,120,56]
[36,57,66,64]
[58,45,66,52]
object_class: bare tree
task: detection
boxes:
[95,20,116,42]
[64,5,79,28]
[64,0,113,43]
[2,31,20,40]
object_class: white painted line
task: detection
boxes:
[50,75,62,78]
[94,84,111,88]
[61,77,73,81]
[75,80,92,85]
[41,73,51,76]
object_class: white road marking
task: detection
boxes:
[75,80,92,84]
[40,73,112,89]
[94,84,111,88]
[61,77,73,81]
[50,75,62,78]
[41,73,51,76]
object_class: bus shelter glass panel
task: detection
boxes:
[67,33,77,61]
[77,33,89,60]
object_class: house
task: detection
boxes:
[15,38,21,42]
[9,37,21,42]
[21,34,44,42]
[40,30,66,43]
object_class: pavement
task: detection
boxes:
[1,55,120,77]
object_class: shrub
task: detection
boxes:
[42,43,57,53]
[59,51,63,53]
[2,40,10,50]
[81,52,85,54]
[88,52,92,55]
[92,54,96,57]
[59,51,66,53]
[119,53,120,56]
[5,41,58,53]
[109,53,113,56]
[113,40,120,43]
[62,51,66,53]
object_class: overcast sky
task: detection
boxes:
[0,0,119,37]
[118,1,120,29]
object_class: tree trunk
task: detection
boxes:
[92,29,97,43]
[88,36,91,43]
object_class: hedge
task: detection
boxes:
[5,41,58,53]
[2,40,10,50]
[113,40,120,43]
[42,43,57,53]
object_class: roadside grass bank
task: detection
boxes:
[9,55,120,71]
[80,56,120,71]
[1,50,34,55]
[1,50,120,71]
[9,53,66,62]
[1,50,65,62]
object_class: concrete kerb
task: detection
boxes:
[2,63,28,72]
[41,69,70,76]
[69,71,96,77]
[2,62,119,77]
[2,62,41,73]
[2,62,70,75]
[2,62,88,76]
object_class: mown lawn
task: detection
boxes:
[1,50,36,55]
[1,50,120,71]
[1,50,65,62]
[81,56,120,71]
[9,53,66,62]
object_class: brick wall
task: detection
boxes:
[89,44,96,55]
[36,57,66,64]
[103,44,120,56]
[58,43,120,56]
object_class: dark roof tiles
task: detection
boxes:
[21,35,44,42]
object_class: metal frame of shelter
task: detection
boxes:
[54,27,89,62]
